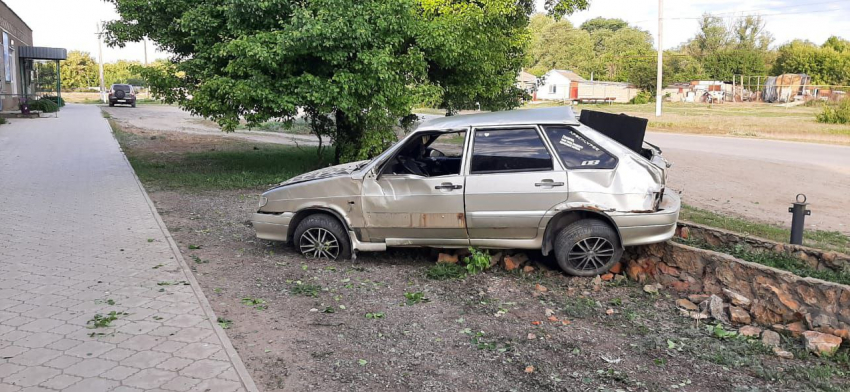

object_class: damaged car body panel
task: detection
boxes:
[251,106,681,276]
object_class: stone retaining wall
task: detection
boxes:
[677,221,850,273]
[623,240,850,343]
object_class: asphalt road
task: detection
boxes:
[646,132,850,234]
[646,132,850,175]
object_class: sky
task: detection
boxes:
[5,0,850,63]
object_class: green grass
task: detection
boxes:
[680,204,849,254]
[112,126,333,191]
[425,263,467,280]
[677,236,850,286]
[236,119,313,134]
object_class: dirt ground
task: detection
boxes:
[110,122,849,392]
[152,187,849,392]
[104,104,850,235]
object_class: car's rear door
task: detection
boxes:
[463,127,569,244]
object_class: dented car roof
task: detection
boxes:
[416,107,580,131]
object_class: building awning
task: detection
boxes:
[18,46,67,60]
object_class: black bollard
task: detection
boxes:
[788,194,811,245]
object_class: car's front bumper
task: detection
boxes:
[251,211,294,242]
[612,189,681,247]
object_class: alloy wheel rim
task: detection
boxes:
[567,237,615,271]
[299,228,340,260]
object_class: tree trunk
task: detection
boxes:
[333,110,365,165]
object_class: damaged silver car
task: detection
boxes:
[251,107,680,276]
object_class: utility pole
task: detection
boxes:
[143,37,148,66]
[97,23,106,103]
[655,0,663,117]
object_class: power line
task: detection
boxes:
[666,7,850,20]
[706,0,848,16]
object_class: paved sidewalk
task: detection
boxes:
[0,105,257,391]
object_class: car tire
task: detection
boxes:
[554,219,623,276]
[292,213,351,260]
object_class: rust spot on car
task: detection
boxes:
[628,209,656,214]
[457,213,466,228]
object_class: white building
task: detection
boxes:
[536,69,585,101]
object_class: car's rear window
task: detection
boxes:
[543,126,617,169]
[112,85,132,92]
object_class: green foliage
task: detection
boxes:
[29,99,60,113]
[817,99,850,124]
[707,323,738,340]
[104,0,546,164]
[86,311,128,329]
[241,297,267,310]
[114,126,334,191]
[773,38,850,86]
[291,282,322,297]
[402,291,429,306]
[677,237,850,286]
[60,51,100,89]
[41,96,65,107]
[463,247,491,275]
[629,90,653,104]
[0,118,7,125]
[425,263,467,280]
[365,312,385,319]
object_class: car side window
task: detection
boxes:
[543,126,617,169]
[470,128,553,174]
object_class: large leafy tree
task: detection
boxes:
[60,51,99,90]
[104,0,590,164]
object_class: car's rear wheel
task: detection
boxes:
[554,219,623,276]
[293,214,351,260]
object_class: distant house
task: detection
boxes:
[536,69,585,101]
[516,70,538,96]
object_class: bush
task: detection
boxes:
[0,118,7,125]
[41,96,65,107]
[630,90,653,104]
[29,99,60,113]
[817,99,850,124]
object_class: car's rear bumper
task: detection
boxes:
[612,190,681,247]
[251,212,294,242]
[109,98,136,103]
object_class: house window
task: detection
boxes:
[548,84,557,94]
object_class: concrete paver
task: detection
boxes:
[0,105,257,391]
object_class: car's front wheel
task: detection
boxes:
[292,213,351,260]
[554,219,623,276]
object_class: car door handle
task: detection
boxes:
[435,183,462,190]
[535,179,564,187]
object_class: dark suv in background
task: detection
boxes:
[109,84,136,108]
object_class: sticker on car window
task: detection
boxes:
[581,160,600,166]
[559,135,584,151]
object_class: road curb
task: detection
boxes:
[103,109,260,392]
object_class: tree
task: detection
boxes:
[103,60,143,87]
[580,17,628,33]
[105,0,591,164]
[773,39,850,85]
[686,14,729,60]
[60,51,99,90]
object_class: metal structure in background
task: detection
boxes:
[789,194,811,245]
[15,46,67,116]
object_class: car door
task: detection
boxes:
[464,126,569,243]
[360,130,469,246]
